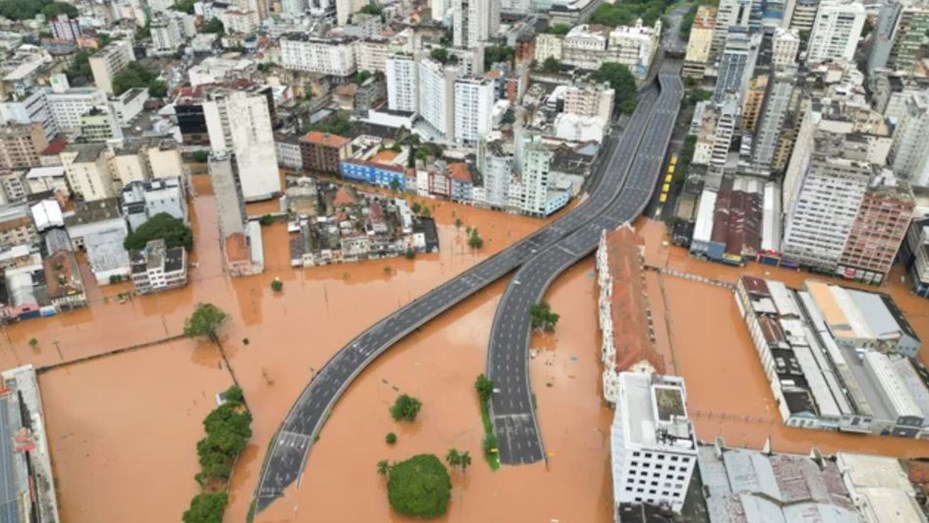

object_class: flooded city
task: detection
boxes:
[8,177,929,522]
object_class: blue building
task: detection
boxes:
[339,159,406,191]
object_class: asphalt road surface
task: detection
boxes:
[251,76,670,513]
[487,62,684,465]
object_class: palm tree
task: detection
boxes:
[459,451,472,472]
[377,459,390,476]
[445,448,461,468]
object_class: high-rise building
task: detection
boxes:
[0,123,47,170]
[454,0,491,49]
[60,143,117,201]
[752,68,797,169]
[683,6,718,77]
[714,28,761,103]
[281,0,308,16]
[280,34,357,76]
[336,0,368,25]
[806,0,866,64]
[478,137,512,209]
[890,91,929,187]
[789,0,820,35]
[0,89,57,142]
[772,27,800,65]
[203,89,281,201]
[837,173,915,284]
[46,85,109,133]
[564,83,615,121]
[782,133,873,271]
[49,14,81,42]
[89,40,135,95]
[385,53,418,113]
[299,131,351,174]
[741,74,768,132]
[454,77,495,146]
[418,57,458,141]
[611,373,697,513]
[712,0,752,58]
[868,1,929,76]
[513,135,566,216]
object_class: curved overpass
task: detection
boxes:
[252,77,666,513]
[486,63,683,465]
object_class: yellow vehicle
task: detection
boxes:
[659,193,668,203]
[670,155,678,166]
[662,183,670,193]
[665,173,673,183]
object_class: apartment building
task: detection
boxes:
[0,88,57,142]
[453,0,492,49]
[130,239,188,295]
[772,27,800,66]
[419,58,459,141]
[534,33,564,62]
[902,216,929,299]
[355,38,388,73]
[714,28,761,103]
[836,174,914,285]
[564,83,615,121]
[89,40,135,95]
[868,1,929,76]
[683,6,717,77]
[300,131,351,174]
[121,177,187,232]
[46,86,108,133]
[454,78,495,146]
[60,143,116,201]
[752,68,797,169]
[203,88,280,201]
[50,14,81,42]
[0,123,47,170]
[280,34,357,76]
[612,373,697,512]
[712,0,751,57]
[561,21,659,79]
[477,138,512,209]
[889,91,929,187]
[385,54,418,113]
[806,0,866,64]
[0,205,38,249]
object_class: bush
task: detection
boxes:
[124,213,193,252]
[271,279,283,292]
[390,394,422,422]
[386,432,397,445]
[386,454,451,518]
[192,151,209,163]
[404,249,415,260]
[475,374,493,403]
[183,492,228,523]
[259,215,274,226]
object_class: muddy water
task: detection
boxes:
[249,260,614,523]
[638,219,929,458]
[39,338,233,523]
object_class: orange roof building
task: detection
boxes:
[596,223,665,403]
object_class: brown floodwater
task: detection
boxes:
[637,219,929,458]
[17,180,929,522]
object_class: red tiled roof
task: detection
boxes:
[333,186,356,207]
[302,131,351,148]
[41,139,68,155]
[225,233,249,263]
[448,162,472,183]
[604,224,666,375]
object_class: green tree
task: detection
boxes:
[475,374,493,403]
[386,454,451,517]
[271,279,283,292]
[42,2,78,18]
[468,228,484,250]
[28,338,38,349]
[148,80,167,98]
[445,448,461,468]
[66,50,93,85]
[411,202,422,214]
[353,70,373,85]
[358,3,383,15]
[430,47,449,64]
[222,385,244,405]
[183,303,229,341]
[386,432,397,445]
[192,150,209,162]
[454,218,463,230]
[591,63,638,114]
[377,459,391,476]
[540,57,562,74]
[183,492,228,523]
[124,213,193,252]
[544,23,571,35]
[202,17,224,34]
[111,62,159,96]
[529,303,560,331]
[390,394,422,422]
[172,0,196,13]
[460,451,472,472]
[389,178,401,192]
[420,206,431,218]
[483,45,515,70]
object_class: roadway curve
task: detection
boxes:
[252,75,666,513]
[487,62,683,465]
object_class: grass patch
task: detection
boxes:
[478,390,500,470]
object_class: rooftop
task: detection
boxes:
[617,373,695,451]
[302,131,351,148]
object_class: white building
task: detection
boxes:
[612,373,697,512]
[129,239,188,295]
[454,78,494,146]
[806,0,866,64]
[418,58,458,141]
[60,143,116,201]
[336,0,367,25]
[564,83,615,122]
[89,40,135,95]
[46,86,108,133]
[354,38,389,73]
[121,177,188,231]
[478,137,512,209]
[0,89,58,142]
[203,89,280,201]
[561,21,659,79]
[109,87,148,127]
[151,13,196,55]
[454,0,493,49]
[772,27,800,66]
[280,34,357,76]
[385,53,418,113]
[534,33,563,62]
[890,91,929,187]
